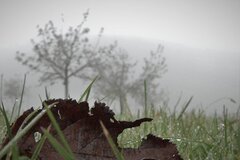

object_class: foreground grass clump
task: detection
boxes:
[0,101,239,159]
[0,114,4,139]
[118,106,240,160]
[0,75,239,159]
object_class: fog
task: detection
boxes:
[0,0,240,114]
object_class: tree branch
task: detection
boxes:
[68,64,88,78]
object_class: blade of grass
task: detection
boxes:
[78,76,98,103]
[144,80,147,117]
[18,156,31,160]
[173,92,183,116]
[177,96,193,120]
[223,105,228,150]
[10,100,18,123]
[30,126,51,160]
[17,107,41,133]
[41,128,74,160]
[0,103,55,159]
[11,143,20,160]
[100,121,125,160]
[144,80,148,134]
[1,102,21,159]
[43,102,74,157]
[17,74,27,117]
[38,95,43,104]
[45,86,50,100]
[0,75,13,156]
[0,102,13,138]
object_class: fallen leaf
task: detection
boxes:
[1,99,182,160]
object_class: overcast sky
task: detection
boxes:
[0,0,240,52]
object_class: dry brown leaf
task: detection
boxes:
[1,99,182,160]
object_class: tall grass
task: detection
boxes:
[118,103,240,160]
[0,76,239,159]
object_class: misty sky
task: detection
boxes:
[1,0,240,52]
[0,0,240,113]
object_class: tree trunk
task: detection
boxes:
[64,68,69,99]
[64,77,69,98]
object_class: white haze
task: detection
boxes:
[0,37,239,114]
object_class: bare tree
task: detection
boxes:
[132,45,168,107]
[91,44,135,114]
[91,43,167,114]
[16,12,101,98]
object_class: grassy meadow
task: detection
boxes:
[0,101,240,159]
[118,104,240,160]
[0,80,239,159]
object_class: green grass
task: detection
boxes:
[0,76,239,159]
[0,101,240,159]
[118,105,240,160]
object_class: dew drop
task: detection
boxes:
[34,132,42,143]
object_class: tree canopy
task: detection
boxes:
[90,43,167,114]
[16,12,102,98]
